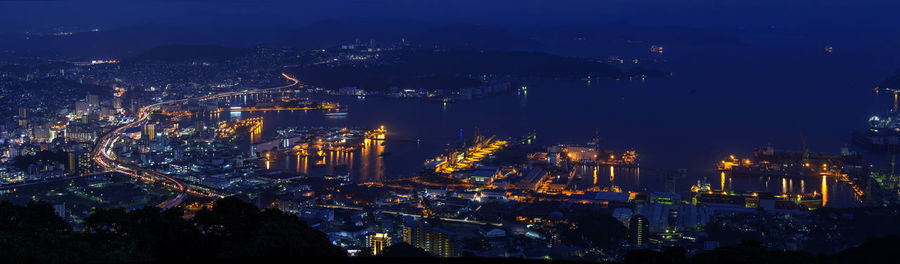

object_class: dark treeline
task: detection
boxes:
[0,197,343,263]
[2,197,897,263]
[360,236,897,264]
[617,237,898,264]
[11,150,68,171]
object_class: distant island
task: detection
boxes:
[114,43,665,95]
[289,48,622,92]
[410,23,543,50]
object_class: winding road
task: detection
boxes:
[93,73,300,208]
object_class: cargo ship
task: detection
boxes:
[853,115,900,150]
[853,86,900,150]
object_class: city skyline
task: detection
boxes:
[2,1,900,263]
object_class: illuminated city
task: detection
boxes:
[2,1,900,263]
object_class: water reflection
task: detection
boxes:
[253,137,386,182]
[720,171,725,191]
[569,165,640,192]
[211,93,389,181]
[205,81,866,207]
[822,176,828,207]
[718,171,853,207]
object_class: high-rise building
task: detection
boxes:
[249,145,258,158]
[368,233,392,256]
[86,94,99,108]
[67,152,78,174]
[630,215,650,247]
[65,125,98,142]
[425,227,459,257]
[75,101,90,116]
[129,99,137,114]
[402,220,425,249]
[402,220,460,257]
[173,147,184,161]
[53,203,66,219]
[142,123,156,141]
[647,192,681,233]
[78,151,93,175]
[195,119,204,132]
[32,125,53,142]
[17,108,27,118]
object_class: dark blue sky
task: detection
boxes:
[3,0,900,34]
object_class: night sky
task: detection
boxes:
[3,0,900,34]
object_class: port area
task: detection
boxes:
[406,133,641,195]
[215,117,263,138]
[254,126,387,159]
[551,145,638,168]
[423,134,509,176]
[717,145,869,204]
[689,184,828,211]
[217,97,340,112]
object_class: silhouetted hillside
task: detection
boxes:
[880,68,900,89]
[0,197,343,262]
[0,62,74,76]
[386,49,618,78]
[282,21,541,51]
[413,24,542,50]
[0,24,286,58]
[20,78,110,96]
[282,19,426,49]
[291,49,620,91]
[3,197,900,263]
[127,44,250,63]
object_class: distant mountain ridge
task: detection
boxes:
[0,24,285,58]
[281,19,426,49]
[412,23,542,50]
[126,44,250,63]
[280,21,542,51]
[290,49,620,92]
[880,68,900,89]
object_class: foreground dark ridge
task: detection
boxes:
[1,197,897,264]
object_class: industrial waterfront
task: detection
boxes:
[5,1,900,261]
[210,75,865,207]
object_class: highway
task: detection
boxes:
[0,170,117,191]
[314,204,502,226]
[92,73,300,209]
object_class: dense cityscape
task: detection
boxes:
[3,1,900,263]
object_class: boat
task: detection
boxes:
[853,115,900,151]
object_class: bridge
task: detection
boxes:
[220,106,338,112]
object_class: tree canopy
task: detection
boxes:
[1,197,343,263]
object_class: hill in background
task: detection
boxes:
[126,44,250,63]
